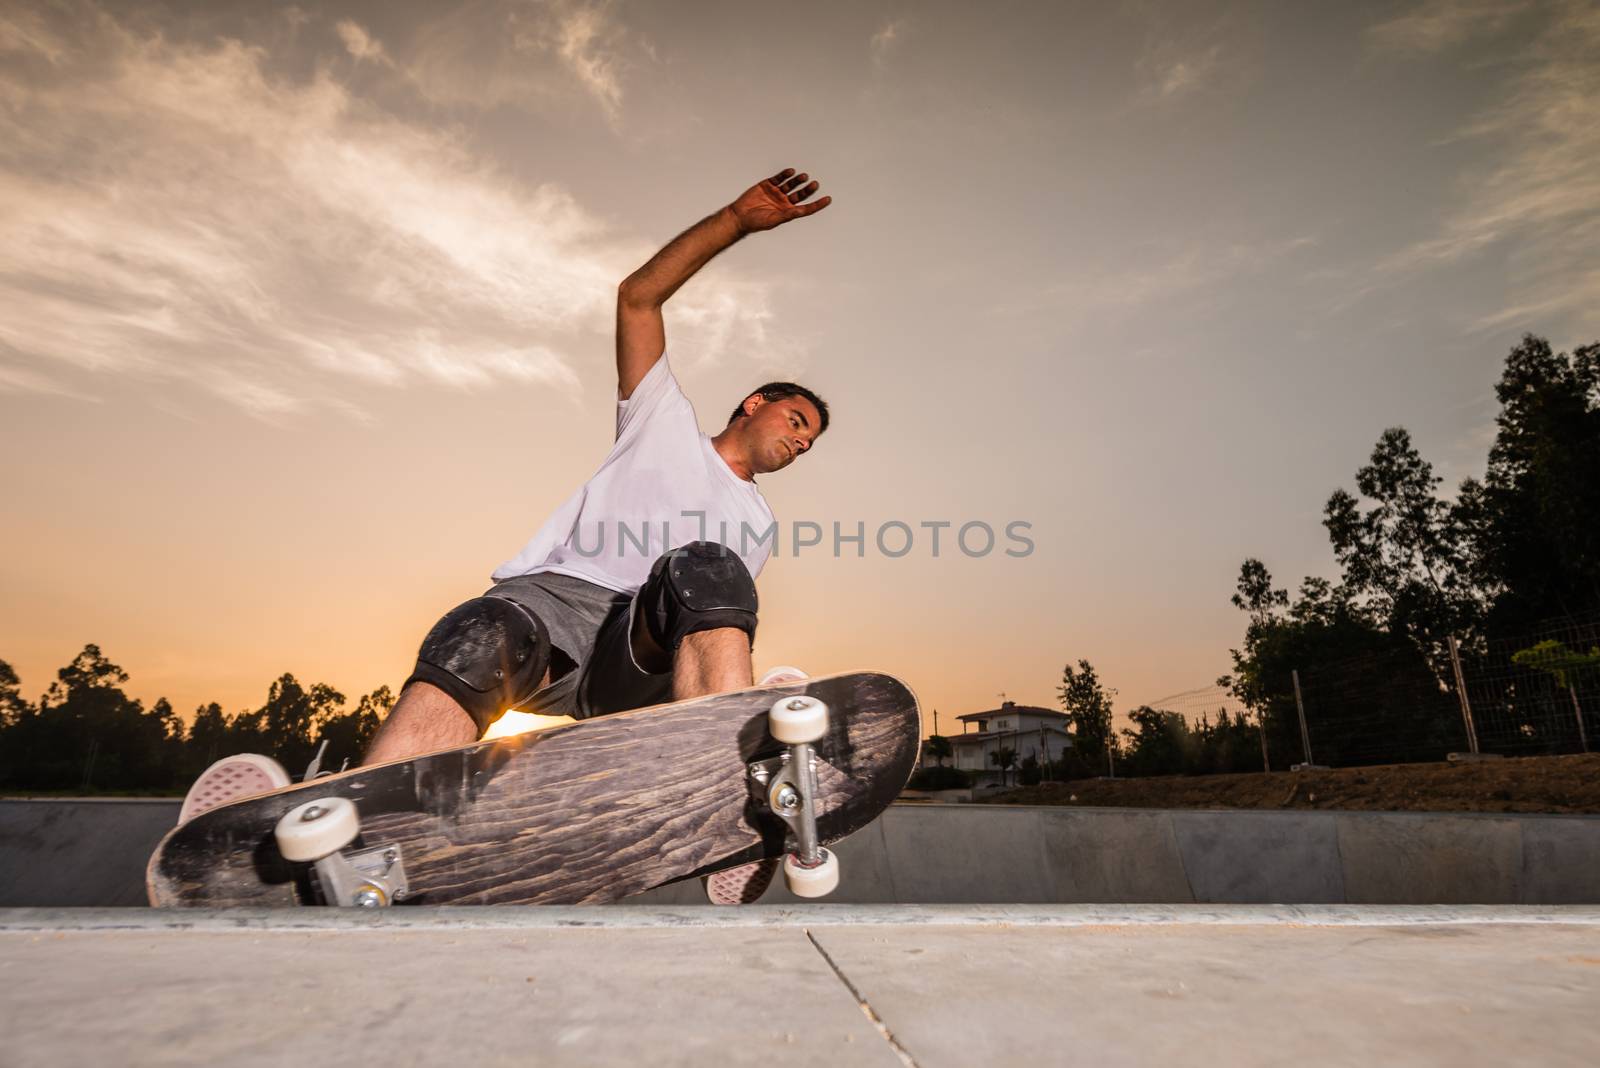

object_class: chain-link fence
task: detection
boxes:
[1457,611,1600,757]
[1289,647,1463,767]
[1283,610,1600,768]
[1131,612,1600,773]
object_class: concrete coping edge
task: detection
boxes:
[4,903,1600,933]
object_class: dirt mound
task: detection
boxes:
[978,753,1600,813]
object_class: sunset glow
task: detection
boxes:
[2,1,1596,735]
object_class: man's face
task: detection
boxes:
[742,394,822,474]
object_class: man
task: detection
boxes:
[368,165,830,762]
[181,167,833,901]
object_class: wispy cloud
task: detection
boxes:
[1138,43,1223,103]
[335,19,391,66]
[1130,8,1248,107]
[1371,1,1600,332]
[1367,0,1533,54]
[0,4,773,419]
[992,236,1317,323]
[870,17,907,67]
[553,4,624,120]
[403,0,635,125]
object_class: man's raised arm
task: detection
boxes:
[615,167,831,399]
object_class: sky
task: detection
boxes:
[2,0,1597,736]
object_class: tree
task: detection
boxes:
[0,659,37,785]
[988,746,1016,787]
[1189,708,1266,775]
[184,701,233,778]
[925,734,952,767]
[1513,640,1600,690]
[1224,335,1600,765]
[42,644,130,702]
[0,659,30,729]
[1323,427,1483,660]
[1463,335,1600,630]
[315,685,392,772]
[1120,706,1190,777]
[1220,561,1462,768]
[1058,660,1114,774]
[9,645,184,790]
[252,674,347,774]
[1019,754,1041,786]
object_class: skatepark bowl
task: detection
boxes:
[4,798,1599,1065]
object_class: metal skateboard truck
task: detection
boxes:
[274,798,410,908]
[748,694,841,897]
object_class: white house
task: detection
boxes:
[932,701,1073,789]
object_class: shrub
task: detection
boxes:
[907,765,971,790]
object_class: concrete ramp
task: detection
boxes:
[631,803,1600,905]
[3,799,1597,907]
[0,799,179,907]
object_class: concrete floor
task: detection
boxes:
[4,905,1599,1067]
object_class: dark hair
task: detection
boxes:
[728,382,831,434]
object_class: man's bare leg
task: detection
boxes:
[362,682,484,766]
[672,628,754,700]
[631,610,752,700]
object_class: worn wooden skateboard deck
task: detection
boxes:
[147,671,919,906]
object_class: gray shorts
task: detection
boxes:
[483,571,673,720]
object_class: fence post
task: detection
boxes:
[1291,670,1314,766]
[80,738,98,792]
[1571,686,1591,754]
[1448,636,1480,755]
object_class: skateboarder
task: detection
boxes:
[182,168,833,902]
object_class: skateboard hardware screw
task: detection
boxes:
[775,785,800,811]
[383,848,398,866]
[352,887,384,908]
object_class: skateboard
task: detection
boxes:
[147,672,920,907]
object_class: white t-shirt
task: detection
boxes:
[491,354,777,593]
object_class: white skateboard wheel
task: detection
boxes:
[275,796,360,862]
[769,695,828,744]
[783,849,840,898]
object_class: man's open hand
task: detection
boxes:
[729,168,832,234]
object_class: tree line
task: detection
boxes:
[0,646,388,793]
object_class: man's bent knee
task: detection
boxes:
[404,596,551,734]
[637,541,758,654]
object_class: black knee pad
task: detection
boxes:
[405,596,551,734]
[639,541,758,652]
